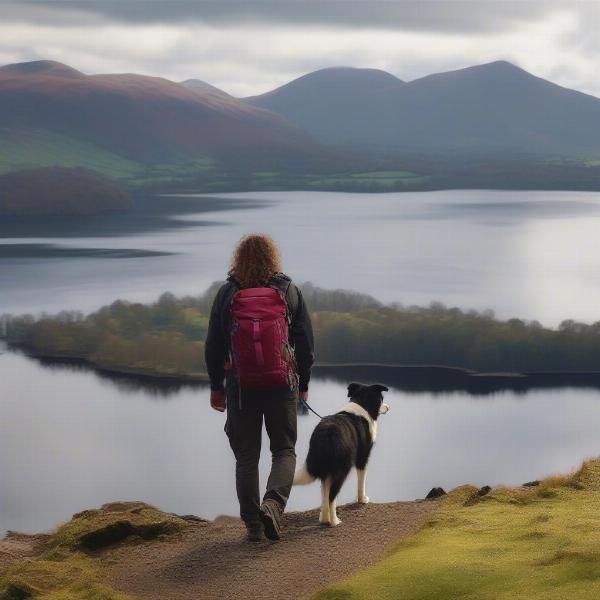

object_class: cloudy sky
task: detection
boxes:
[1,0,599,97]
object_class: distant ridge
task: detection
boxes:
[181,78,232,100]
[0,60,315,165]
[245,67,406,148]
[0,59,83,78]
[3,58,600,190]
[245,60,600,156]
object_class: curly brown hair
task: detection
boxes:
[228,233,282,288]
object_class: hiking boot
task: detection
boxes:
[246,522,264,543]
[259,500,283,541]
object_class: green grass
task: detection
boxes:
[0,552,132,600]
[123,157,218,189]
[313,459,600,600]
[0,502,190,599]
[49,502,186,550]
[0,132,430,192]
[247,170,431,191]
[0,130,144,179]
[305,170,431,189]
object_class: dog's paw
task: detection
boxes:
[358,495,370,504]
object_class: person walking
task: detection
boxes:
[205,234,314,542]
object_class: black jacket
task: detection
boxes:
[205,273,315,392]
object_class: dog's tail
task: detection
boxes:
[293,463,316,486]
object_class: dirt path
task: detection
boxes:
[103,500,436,600]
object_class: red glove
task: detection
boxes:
[210,389,226,412]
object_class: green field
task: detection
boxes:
[0,129,221,189]
[314,459,600,600]
[250,170,431,191]
[0,131,435,192]
[0,129,144,178]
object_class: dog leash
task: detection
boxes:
[301,398,323,419]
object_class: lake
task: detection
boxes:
[3,189,600,535]
[2,189,600,325]
[2,341,600,536]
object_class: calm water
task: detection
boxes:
[3,189,600,535]
[2,343,600,535]
[2,190,600,325]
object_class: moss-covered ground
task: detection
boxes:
[0,502,190,600]
[313,459,600,600]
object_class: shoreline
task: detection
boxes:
[9,344,600,392]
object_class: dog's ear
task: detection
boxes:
[347,382,362,398]
[372,384,389,394]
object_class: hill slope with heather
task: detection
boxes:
[0,60,315,170]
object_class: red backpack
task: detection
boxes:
[229,286,297,389]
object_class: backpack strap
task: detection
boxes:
[268,275,293,327]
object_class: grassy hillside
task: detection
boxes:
[0,129,144,178]
[0,129,430,193]
[4,129,600,194]
[313,459,600,600]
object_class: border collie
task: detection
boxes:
[293,382,389,526]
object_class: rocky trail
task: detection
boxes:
[104,500,436,600]
[1,499,437,600]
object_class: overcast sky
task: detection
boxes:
[1,0,599,97]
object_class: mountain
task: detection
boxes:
[0,60,314,167]
[246,61,600,157]
[181,79,232,101]
[245,67,405,148]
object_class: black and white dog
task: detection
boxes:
[293,382,390,526]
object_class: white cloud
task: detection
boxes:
[0,4,599,98]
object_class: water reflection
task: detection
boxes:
[34,356,204,398]
[29,353,600,398]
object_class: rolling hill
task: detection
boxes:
[246,61,600,157]
[245,66,406,149]
[3,59,600,193]
[0,60,315,170]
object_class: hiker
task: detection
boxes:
[205,234,315,542]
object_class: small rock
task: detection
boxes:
[523,480,540,487]
[177,514,208,523]
[72,509,99,520]
[477,486,492,497]
[425,487,447,499]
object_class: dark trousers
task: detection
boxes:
[225,379,298,527]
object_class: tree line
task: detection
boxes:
[3,283,600,378]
